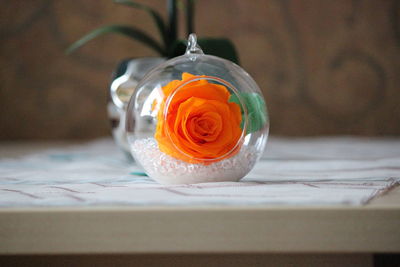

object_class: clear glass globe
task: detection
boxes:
[126,34,269,184]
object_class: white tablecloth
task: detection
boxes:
[0,137,399,207]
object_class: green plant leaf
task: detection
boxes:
[169,38,240,64]
[113,0,168,49]
[199,38,239,64]
[229,93,268,134]
[167,0,178,47]
[65,25,165,56]
[185,0,195,35]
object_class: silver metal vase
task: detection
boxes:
[108,57,165,159]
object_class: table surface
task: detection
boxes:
[0,137,399,255]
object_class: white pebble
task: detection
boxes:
[130,138,258,184]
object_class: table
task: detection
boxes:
[0,137,399,267]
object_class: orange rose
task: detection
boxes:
[155,73,243,164]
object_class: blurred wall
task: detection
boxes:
[0,0,399,140]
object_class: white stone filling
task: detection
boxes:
[130,138,258,184]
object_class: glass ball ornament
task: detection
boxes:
[126,34,269,184]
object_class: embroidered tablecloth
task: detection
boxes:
[0,137,399,207]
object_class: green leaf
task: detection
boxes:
[65,25,165,56]
[229,93,268,134]
[167,0,178,47]
[185,0,195,35]
[169,38,240,64]
[113,0,168,49]
[167,39,185,57]
[199,38,239,64]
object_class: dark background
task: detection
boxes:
[1,0,399,140]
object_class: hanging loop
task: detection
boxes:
[185,33,204,55]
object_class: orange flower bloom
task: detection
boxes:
[155,73,243,164]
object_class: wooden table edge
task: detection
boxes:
[1,203,399,255]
